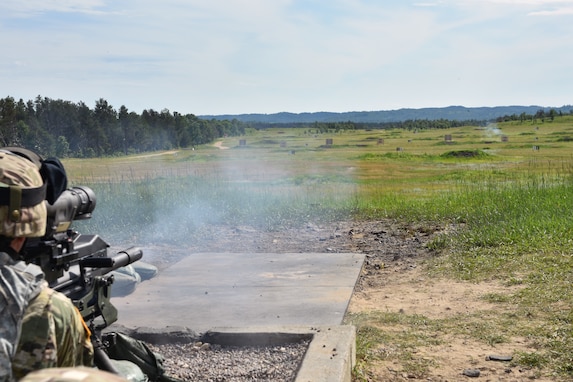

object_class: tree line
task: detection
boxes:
[5,94,551,159]
[250,118,486,133]
[0,96,248,158]
[495,108,567,123]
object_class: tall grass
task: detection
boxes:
[357,161,573,250]
[73,155,573,259]
[353,160,573,378]
[71,173,359,246]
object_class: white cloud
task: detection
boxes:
[0,0,571,114]
[528,6,573,15]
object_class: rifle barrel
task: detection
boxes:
[80,247,143,270]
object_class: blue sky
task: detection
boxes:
[1,0,572,115]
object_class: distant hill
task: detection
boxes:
[199,105,573,124]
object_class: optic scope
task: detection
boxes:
[45,186,96,238]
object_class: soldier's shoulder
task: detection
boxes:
[19,367,129,382]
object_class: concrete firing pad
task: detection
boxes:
[112,252,364,333]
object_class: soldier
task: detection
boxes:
[0,148,94,381]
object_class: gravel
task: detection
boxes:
[147,340,310,382]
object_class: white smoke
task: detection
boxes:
[485,123,502,137]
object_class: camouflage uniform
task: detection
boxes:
[1,254,94,382]
[0,253,45,381]
[0,149,93,381]
[12,286,94,379]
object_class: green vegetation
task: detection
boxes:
[62,115,573,380]
[0,96,248,157]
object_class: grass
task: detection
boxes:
[349,312,444,379]
[62,115,573,380]
[350,163,573,379]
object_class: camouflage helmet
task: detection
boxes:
[0,149,47,237]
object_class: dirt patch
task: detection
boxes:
[348,266,515,320]
[214,141,229,149]
[136,219,552,381]
[129,150,180,158]
[347,263,548,381]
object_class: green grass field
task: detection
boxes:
[63,115,573,380]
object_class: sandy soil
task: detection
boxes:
[214,141,229,149]
[139,220,555,381]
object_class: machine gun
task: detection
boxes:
[23,186,143,372]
